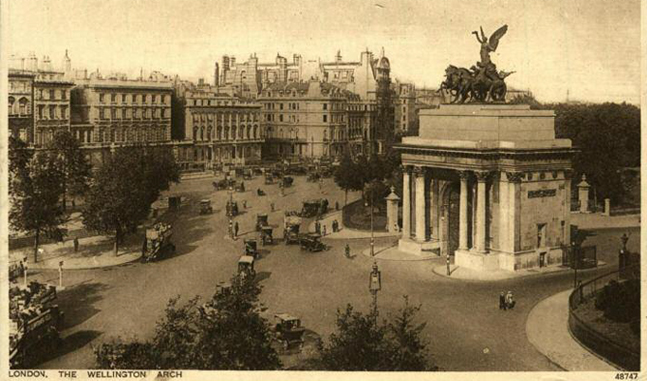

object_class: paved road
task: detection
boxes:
[29,175,640,371]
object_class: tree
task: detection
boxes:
[315,297,434,371]
[552,102,640,204]
[333,151,362,205]
[82,145,180,254]
[45,131,92,210]
[9,138,67,262]
[94,275,281,370]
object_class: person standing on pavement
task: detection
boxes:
[345,244,351,258]
[322,225,327,237]
[499,292,506,310]
[506,291,515,309]
[234,222,239,238]
[73,237,79,253]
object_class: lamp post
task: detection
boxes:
[228,186,234,238]
[58,261,65,290]
[572,241,579,288]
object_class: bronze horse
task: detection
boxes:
[439,65,512,103]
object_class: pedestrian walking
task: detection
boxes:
[505,291,516,309]
[315,221,321,234]
[229,220,234,238]
[271,202,275,212]
[234,222,239,238]
[142,238,148,255]
[73,237,79,253]
[322,225,327,236]
[345,244,351,258]
[335,201,339,211]
[499,292,506,310]
[243,200,247,209]
[332,220,337,232]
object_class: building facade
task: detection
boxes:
[8,70,35,142]
[258,81,359,160]
[69,70,173,166]
[173,80,263,171]
[8,54,74,146]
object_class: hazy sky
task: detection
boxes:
[7,0,640,103]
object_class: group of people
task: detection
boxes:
[499,291,516,310]
[314,219,340,236]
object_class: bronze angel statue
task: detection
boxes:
[438,25,513,103]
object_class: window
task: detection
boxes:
[323,115,327,123]
[280,103,284,110]
[50,89,56,100]
[8,97,14,115]
[99,108,105,119]
[111,94,116,103]
[99,93,105,103]
[61,106,68,119]
[18,98,28,115]
[152,95,157,103]
[279,114,283,122]
[323,103,327,110]
[38,105,44,119]
[61,90,67,100]
[133,94,138,103]
[49,105,56,119]
[111,108,116,119]
[122,94,127,103]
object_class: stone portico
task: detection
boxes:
[394,104,576,271]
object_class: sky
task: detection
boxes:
[6,0,641,104]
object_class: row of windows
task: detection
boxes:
[189,98,248,107]
[36,89,68,101]
[193,125,261,142]
[36,105,68,120]
[191,112,258,123]
[98,108,169,119]
[95,127,168,143]
[98,92,169,104]
[8,97,30,116]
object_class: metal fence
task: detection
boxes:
[568,264,641,370]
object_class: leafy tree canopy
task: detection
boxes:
[94,275,281,370]
[314,296,434,371]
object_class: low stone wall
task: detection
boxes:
[341,199,387,232]
[568,271,640,371]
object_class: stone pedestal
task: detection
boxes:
[385,187,400,233]
[603,198,611,216]
[578,175,591,213]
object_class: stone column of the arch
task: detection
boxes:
[506,171,524,252]
[474,171,490,254]
[413,166,427,241]
[430,175,440,239]
[458,170,470,250]
[401,166,412,239]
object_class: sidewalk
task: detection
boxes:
[570,212,640,230]
[526,290,618,371]
[11,234,142,270]
[308,211,400,240]
[431,261,607,281]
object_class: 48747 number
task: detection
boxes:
[615,373,639,380]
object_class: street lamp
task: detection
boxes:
[228,186,234,238]
[572,241,579,288]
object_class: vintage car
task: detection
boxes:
[244,239,259,259]
[261,226,274,245]
[299,233,327,252]
[199,199,213,215]
[238,255,256,279]
[273,314,306,350]
[256,213,269,231]
[281,176,294,188]
[143,223,175,262]
[283,215,302,244]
